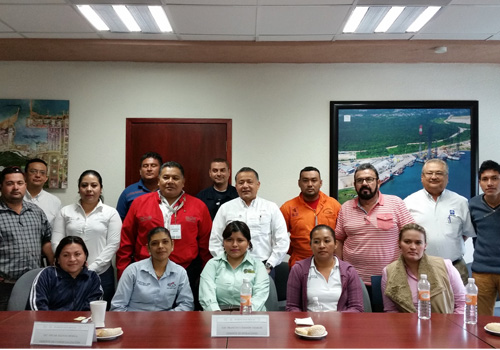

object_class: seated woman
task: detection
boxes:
[28,236,103,311]
[111,227,193,311]
[286,224,364,312]
[382,223,465,313]
[199,221,269,311]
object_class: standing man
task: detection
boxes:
[0,166,53,310]
[469,160,500,316]
[196,158,238,220]
[209,167,289,277]
[335,163,414,289]
[116,151,163,221]
[24,158,62,226]
[116,161,212,306]
[280,166,341,268]
[404,159,475,284]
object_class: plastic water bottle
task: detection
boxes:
[418,274,431,320]
[311,297,323,312]
[465,277,478,324]
[240,278,252,315]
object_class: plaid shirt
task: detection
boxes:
[0,199,52,280]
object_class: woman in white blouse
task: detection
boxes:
[51,170,121,307]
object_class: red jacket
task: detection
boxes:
[116,192,212,279]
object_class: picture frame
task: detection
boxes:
[330,100,479,204]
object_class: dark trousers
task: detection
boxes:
[0,282,15,311]
[186,255,203,311]
[99,266,115,310]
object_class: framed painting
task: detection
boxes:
[0,99,69,188]
[330,100,478,204]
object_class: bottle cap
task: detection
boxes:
[312,297,318,301]
[468,277,475,283]
[420,274,427,279]
[243,278,249,283]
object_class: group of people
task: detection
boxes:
[0,153,499,318]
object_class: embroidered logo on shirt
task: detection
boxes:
[139,216,153,222]
[137,280,151,286]
[243,269,255,274]
[185,216,197,223]
[291,207,299,217]
[167,282,177,288]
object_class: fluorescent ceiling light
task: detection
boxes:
[406,6,440,32]
[148,6,172,33]
[343,6,368,33]
[113,5,141,32]
[77,5,109,31]
[375,6,405,33]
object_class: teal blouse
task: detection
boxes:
[199,251,270,311]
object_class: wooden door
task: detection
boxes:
[126,118,232,196]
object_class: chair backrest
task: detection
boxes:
[370,275,384,313]
[274,261,289,302]
[360,277,372,312]
[265,275,279,311]
[7,268,44,311]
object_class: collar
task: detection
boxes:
[77,199,103,215]
[238,196,257,208]
[159,191,186,211]
[25,189,44,200]
[353,191,384,208]
[423,188,446,202]
[0,197,28,213]
[141,257,173,279]
[55,265,91,280]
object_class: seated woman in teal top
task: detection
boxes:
[199,221,269,311]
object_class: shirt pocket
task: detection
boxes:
[443,215,462,237]
[376,214,394,230]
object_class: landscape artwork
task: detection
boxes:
[0,99,69,188]
[330,101,478,204]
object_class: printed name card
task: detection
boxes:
[31,322,95,347]
[211,315,269,337]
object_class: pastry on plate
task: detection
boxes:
[96,327,122,337]
[295,325,326,336]
[485,323,500,332]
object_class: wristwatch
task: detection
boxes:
[265,262,273,270]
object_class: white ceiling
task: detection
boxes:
[0,0,500,42]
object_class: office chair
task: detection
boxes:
[370,275,384,313]
[360,277,372,312]
[7,268,44,311]
[265,275,279,311]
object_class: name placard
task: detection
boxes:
[30,322,95,347]
[211,315,269,337]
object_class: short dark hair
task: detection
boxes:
[399,223,427,243]
[211,158,230,168]
[0,166,24,184]
[222,220,253,250]
[354,163,379,180]
[299,166,321,179]
[140,152,163,167]
[235,167,259,181]
[54,236,89,268]
[147,226,172,244]
[160,161,184,177]
[309,224,336,242]
[24,158,48,173]
[478,160,500,179]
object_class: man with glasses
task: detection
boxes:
[469,160,500,315]
[0,166,53,310]
[404,159,475,284]
[335,163,414,294]
[24,158,62,226]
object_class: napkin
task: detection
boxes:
[295,317,314,326]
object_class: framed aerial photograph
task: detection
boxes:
[0,99,69,188]
[330,101,478,204]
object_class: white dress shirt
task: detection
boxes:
[209,196,289,268]
[404,188,476,261]
[24,189,62,226]
[51,200,122,274]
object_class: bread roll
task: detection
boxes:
[96,327,122,337]
[486,323,500,332]
[308,325,326,336]
[295,325,326,336]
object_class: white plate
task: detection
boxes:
[484,326,500,336]
[294,330,328,339]
[97,330,124,341]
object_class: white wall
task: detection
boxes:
[1,61,499,262]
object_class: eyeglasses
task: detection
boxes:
[423,171,446,178]
[28,169,47,176]
[355,177,376,185]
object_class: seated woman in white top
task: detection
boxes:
[199,221,269,311]
[51,170,121,307]
[111,227,193,311]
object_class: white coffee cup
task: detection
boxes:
[90,300,107,328]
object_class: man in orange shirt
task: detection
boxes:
[280,167,341,268]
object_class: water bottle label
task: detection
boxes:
[465,294,477,306]
[418,290,430,301]
[240,295,251,307]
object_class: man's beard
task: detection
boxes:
[357,184,378,200]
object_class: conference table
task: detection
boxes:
[0,310,499,348]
